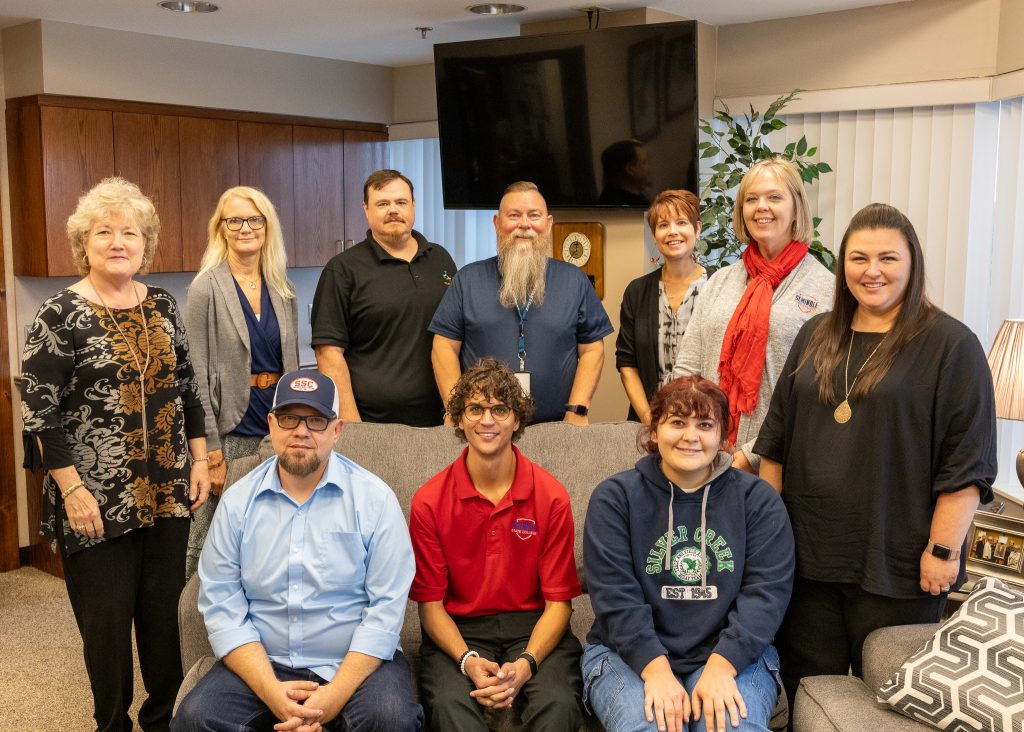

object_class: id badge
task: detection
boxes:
[514,371,531,395]
[661,585,718,601]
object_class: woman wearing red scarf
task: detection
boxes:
[673,158,834,472]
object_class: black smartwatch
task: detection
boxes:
[564,403,589,416]
[926,540,960,561]
[518,651,539,676]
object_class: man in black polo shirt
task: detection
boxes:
[312,169,457,426]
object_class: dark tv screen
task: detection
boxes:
[434,21,699,210]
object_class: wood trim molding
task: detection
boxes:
[5,94,389,134]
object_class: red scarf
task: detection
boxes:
[718,240,808,444]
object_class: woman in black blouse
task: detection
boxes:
[21,177,210,732]
[754,203,997,712]
[616,189,706,422]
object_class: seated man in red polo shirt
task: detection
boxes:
[409,357,584,731]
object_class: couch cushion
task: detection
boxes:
[878,577,1024,731]
[795,675,929,731]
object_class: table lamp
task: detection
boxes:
[987,318,1024,488]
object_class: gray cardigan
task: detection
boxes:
[672,253,834,467]
[185,261,299,451]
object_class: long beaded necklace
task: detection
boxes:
[91,278,152,455]
[833,330,885,424]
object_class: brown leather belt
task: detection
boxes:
[251,372,282,389]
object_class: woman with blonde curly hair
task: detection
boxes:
[184,186,298,578]
[21,176,211,731]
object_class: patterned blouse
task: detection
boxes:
[657,274,706,388]
[21,287,205,556]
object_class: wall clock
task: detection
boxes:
[553,222,604,298]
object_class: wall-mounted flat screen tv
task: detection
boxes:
[434,20,698,210]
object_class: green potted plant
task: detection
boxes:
[697,90,835,271]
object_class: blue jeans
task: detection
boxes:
[171,654,423,731]
[581,644,781,732]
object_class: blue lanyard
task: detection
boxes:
[515,293,533,371]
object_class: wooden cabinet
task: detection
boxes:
[7,102,115,276]
[178,117,239,271]
[113,112,182,272]
[6,95,388,275]
[293,125,347,267]
[238,122,295,257]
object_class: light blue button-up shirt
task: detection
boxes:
[198,451,414,682]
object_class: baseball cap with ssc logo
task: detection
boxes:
[271,369,339,418]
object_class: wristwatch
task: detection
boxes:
[564,404,589,416]
[925,540,960,561]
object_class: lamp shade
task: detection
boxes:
[987,318,1024,421]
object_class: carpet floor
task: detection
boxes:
[0,566,145,730]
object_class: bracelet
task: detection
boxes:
[60,482,85,500]
[192,456,209,463]
[518,650,539,677]
[459,649,480,676]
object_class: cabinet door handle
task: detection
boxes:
[334,239,345,254]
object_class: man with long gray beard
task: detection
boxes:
[173,369,421,732]
[429,181,613,424]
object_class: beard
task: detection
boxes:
[498,231,550,308]
[279,449,322,478]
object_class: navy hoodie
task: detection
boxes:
[584,452,794,678]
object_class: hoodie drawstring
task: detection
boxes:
[665,478,712,585]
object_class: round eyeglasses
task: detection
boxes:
[463,403,513,421]
[222,215,267,231]
[273,413,332,431]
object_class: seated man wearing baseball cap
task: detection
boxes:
[173,369,422,732]
[409,358,584,730]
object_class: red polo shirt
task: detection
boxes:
[409,445,582,617]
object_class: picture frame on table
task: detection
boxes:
[966,513,1024,587]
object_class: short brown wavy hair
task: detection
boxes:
[446,358,534,442]
[639,375,730,453]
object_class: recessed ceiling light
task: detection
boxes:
[158,1,220,12]
[467,3,527,15]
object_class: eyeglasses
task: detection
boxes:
[463,403,513,421]
[273,413,332,431]
[222,216,267,231]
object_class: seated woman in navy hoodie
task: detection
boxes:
[583,375,794,732]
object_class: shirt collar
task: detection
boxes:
[452,444,532,503]
[367,229,430,263]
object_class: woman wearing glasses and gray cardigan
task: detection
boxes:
[184,186,299,578]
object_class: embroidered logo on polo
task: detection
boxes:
[511,518,537,540]
[645,525,735,582]
[290,378,319,392]
[794,293,819,313]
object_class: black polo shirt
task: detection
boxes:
[311,230,457,426]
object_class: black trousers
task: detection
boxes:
[777,576,945,722]
[418,611,583,732]
[61,518,190,732]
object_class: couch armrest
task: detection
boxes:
[178,571,214,675]
[862,623,939,693]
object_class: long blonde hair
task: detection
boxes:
[196,186,295,300]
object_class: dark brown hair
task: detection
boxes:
[363,169,414,203]
[799,202,938,403]
[446,358,535,442]
[639,375,730,453]
[646,189,700,236]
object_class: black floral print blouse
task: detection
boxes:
[21,287,205,556]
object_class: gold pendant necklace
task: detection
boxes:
[834,331,884,424]
[92,279,152,455]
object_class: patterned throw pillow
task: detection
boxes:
[877,576,1024,731]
